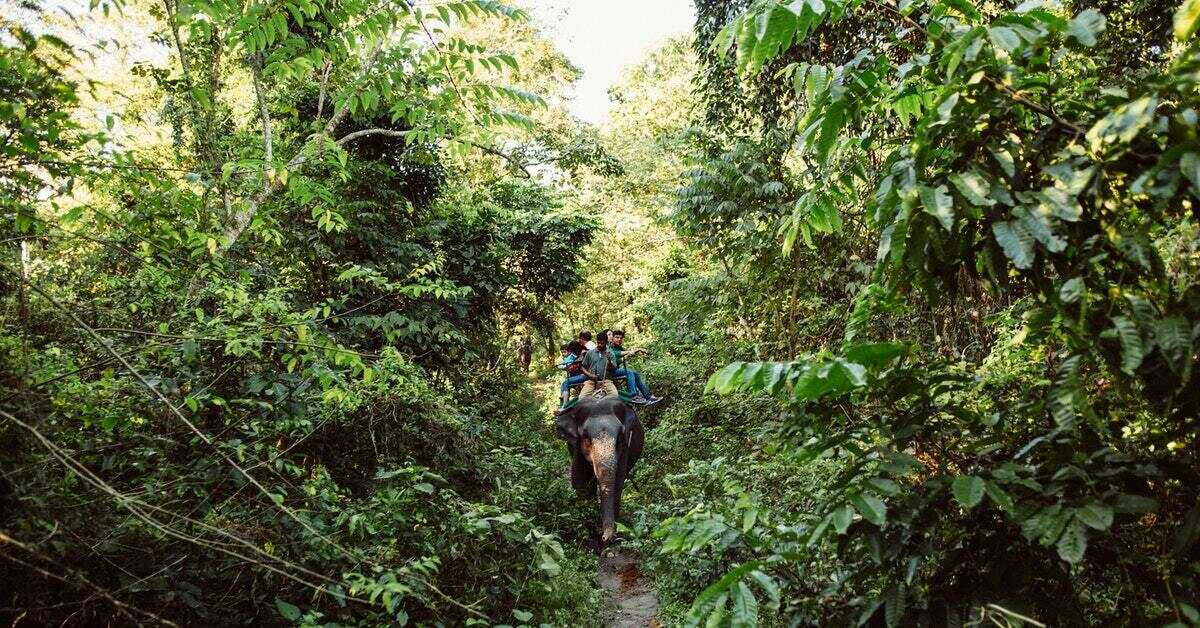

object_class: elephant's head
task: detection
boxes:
[561,394,641,543]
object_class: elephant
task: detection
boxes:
[555,393,644,544]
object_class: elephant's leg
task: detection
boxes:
[571,439,594,492]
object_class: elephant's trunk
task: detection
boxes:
[589,434,619,543]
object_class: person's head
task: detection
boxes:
[596,330,609,348]
[578,330,592,343]
[567,340,585,355]
[611,329,626,346]
[559,342,571,356]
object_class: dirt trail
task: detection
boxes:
[598,549,660,628]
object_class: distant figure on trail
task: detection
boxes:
[556,341,587,411]
[610,329,662,405]
[517,336,532,371]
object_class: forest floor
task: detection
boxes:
[598,548,660,627]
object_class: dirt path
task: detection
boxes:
[598,549,660,628]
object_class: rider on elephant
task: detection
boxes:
[609,329,662,405]
[578,330,619,398]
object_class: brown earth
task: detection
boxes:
[597,549,659,628]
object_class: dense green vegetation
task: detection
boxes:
[3,0,1200,625]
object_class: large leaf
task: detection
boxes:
[1173,506,1200,557]
[952,475,986,508]
[1067,9,1105,46]
[984,481,1014,511]
[730,581,759,627]
[1111,316,1144,375]
[885,584,906,628]
[707,362,748,394]
[1155,316,1193,376]
[748,570,781,608]
[1086,96,1157,151]
[850,493,888,526]
[792,358,867,401]
[843,342,908,368]
[690,561,764,615]
[988,26,1021,52]
[1059,278,1085,303]
[832,504,855,534]
[1176,0,1200,40]
[275,598,301,621]
[949,171,994,207]
[919,184,954,231]
[1181,152,1200,190]
[1056,519,1088,563]
[749,6,797,73]
[1075,503,1114,531]
[992,220,1035,269]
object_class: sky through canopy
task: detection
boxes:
[526,0,695,123]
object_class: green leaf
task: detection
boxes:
[952,475,985,509]
[850,493,887,526]
[1059,278,1085,303]
[275,598,301,621]
[936,92,959,122]
[868,477,902,495]
[832,504,854,534]
[742,506,759,532]
[1111,316,1144,375]
[1075,503,1114,531]
[1181,152,1200,189]
[1155,316,1193,376]
[1086,96,1157,151]
[690,561,763,613]
[1175,0,1200,40]
[843,342,907,368]
[885,584,906,628]
[707,362,747,394]
[992,220,1035,269]
[949,171,994,207]
[1056,519,1088,563]
[988,26,1021,52]
[705,594,729,628]
[983,481,1014,511]
[513,609,533,622]
[1067,9,1105,46]
[1113,493,1158,513]
[749,6,797,73]
[808,513,833,545]
[919,184,954,231]
[730,581,759,627]
[748,570,780,608]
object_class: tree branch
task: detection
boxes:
[334,127,531,176]
[250,53,273,192]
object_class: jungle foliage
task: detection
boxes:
[5,0,1200,624]
[636,0,1200,624]
[1,0,607,625]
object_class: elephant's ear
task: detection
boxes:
[554,406,581,440]
[620,403,638,429]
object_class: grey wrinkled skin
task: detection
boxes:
[556,394,644,543]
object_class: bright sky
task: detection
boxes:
[526,0,695,123]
